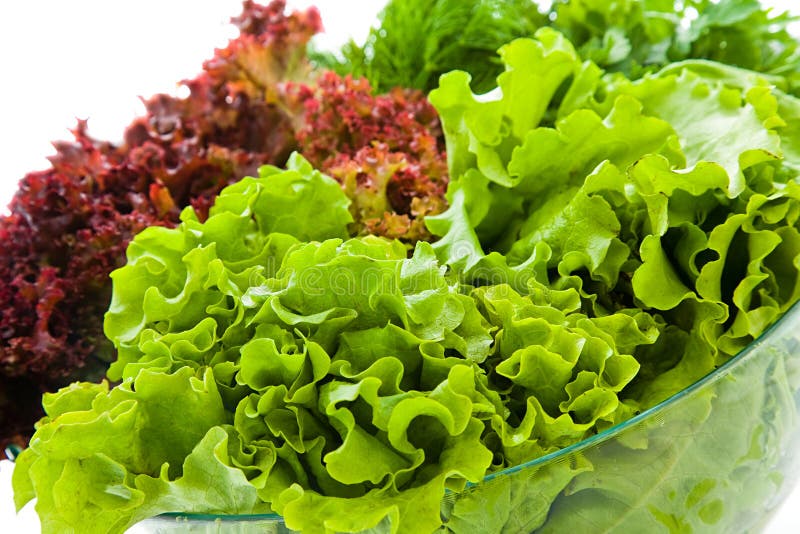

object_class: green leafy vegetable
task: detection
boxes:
[13,139,735,532]
[313,0,546,94]
[13,1,800,533]
[427,26,800,398]
[552,0,800,94]
[327,0,800,98]
[17,154,504,533]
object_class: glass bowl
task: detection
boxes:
[129,302,800,533]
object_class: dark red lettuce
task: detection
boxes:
[295,72,448,243]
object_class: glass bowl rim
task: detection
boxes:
[150,299,800,522]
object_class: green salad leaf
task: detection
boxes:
[18,155,498,532]
[535,323,800,533]
[14,143,722,532]
[427,30,800,403]
[12,369,259,533]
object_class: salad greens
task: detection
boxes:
[12,152,653,532]
[314,0,545,94]
[12,0,800,533]
[428,28,800,405]
[15,155,494,533]
[322,0,800,96]
[439,327,800,533]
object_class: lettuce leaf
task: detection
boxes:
[12,369,265,534]
[427,28,800,401]
[537,319,800,533]
[562,66,784,195]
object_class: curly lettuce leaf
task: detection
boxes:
[567,68,784,195]
[473,283,653,463]
[212,152,353,242]
[429,29,582,187]
[12,368,266,533]
[31,148,504,533]
[551,0,800,96]
[428,26,800,410]
[427,33,685,286]
[277,387,494,533]
[104,152,349,380]
[647,59,800,180]
[538,326,799,533]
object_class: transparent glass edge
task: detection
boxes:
[4,444,22,461]
[157,512,282,521]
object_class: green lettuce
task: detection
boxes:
[15,145,707,533]
[427,29,800,402]
[439,320,800,533]
[12,369,263,533]
[16,155,503,533]
[425,26,800,533]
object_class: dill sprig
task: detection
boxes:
[314,0,800,98]
[313,0,545,94]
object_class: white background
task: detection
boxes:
[0,0,798,532]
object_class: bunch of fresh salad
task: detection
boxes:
[8,0,800,533]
